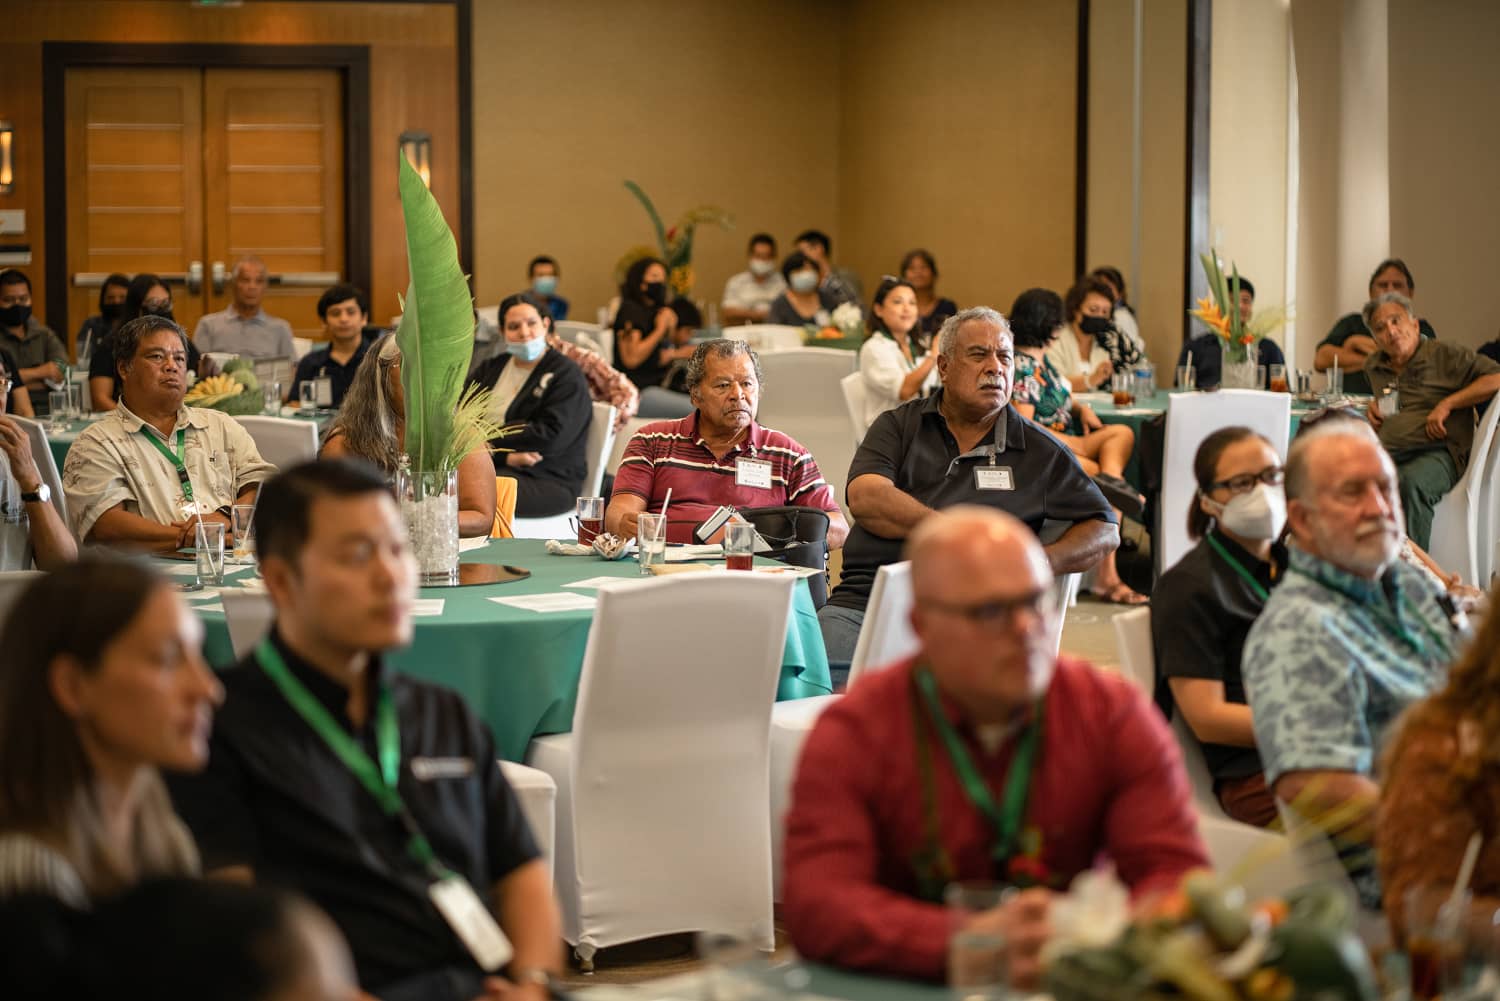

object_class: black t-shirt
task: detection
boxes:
[1150,531,1284,781]
[291,340,368,410]
[614,298,671,390]
[166,629,539,992]
[826,393,1116,612]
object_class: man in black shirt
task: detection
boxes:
[169,461,561,1001]
[819,306,1118,664]
[287,284,371,409]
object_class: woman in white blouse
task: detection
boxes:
[1046,276,1142,392]
[857,277,940,429]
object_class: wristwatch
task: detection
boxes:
[512,967,564,997]
[20,483,50,505]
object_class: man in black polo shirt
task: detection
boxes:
[169,461,561,1001]
[819,306,1117,664]
[287,284,372,408]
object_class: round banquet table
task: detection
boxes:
[174,538,833,762]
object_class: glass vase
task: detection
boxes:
[1221,358,1259,389]
[397,467,459,585]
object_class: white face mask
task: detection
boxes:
[789,269,820,293]
[1204,482,1286,542]
[748,258,776,277]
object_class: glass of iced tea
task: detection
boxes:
[575,496,604,545]
[1406,885,1470,1001]
[1269,364,1288,393]
[724,521,757,571]
[1110,372,1135,406]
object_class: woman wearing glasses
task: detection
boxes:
[1151,426,1286,826]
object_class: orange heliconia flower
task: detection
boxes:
[1190,296,1233,341]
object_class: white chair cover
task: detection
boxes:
[511,402,617,540]
[221,589,276,659]
[234,416,319,473]
[839,372,866,447]
[11,416,67,526]
[1427,390,1500,584]
[497,760,557,882]
[723,324,805,353]
[1049,572,1079,655]
[1159,390,1291,575]
[0,570,44,624]
[291,337,314,362]
[525,573,795,962]
[755,349,859,519]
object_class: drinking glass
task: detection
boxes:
[67,380,85,416]
[1296,370,1314,396]
[575,496,604,545]
[1175,364,1196,391]
[636,512,666,575]
[724,521,757,571]
[195,521,226,586]
[299,380,317,410]
[1407,886,1471,1001]
[263,381,282,415]
[1327,363,1344,399]
[47,389,69,433]
[1269,364,1288,393]
[946,882,1010,1001]
[1255,365,1268,390]
[1110,372,1134,406]
[232,504,256,563]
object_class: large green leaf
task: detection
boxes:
[395,153,475,473]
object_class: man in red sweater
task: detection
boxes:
[782,505,1207,987]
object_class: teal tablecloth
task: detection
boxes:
[581,961,945,1001]
[185,539,832,761]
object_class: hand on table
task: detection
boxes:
[965,887,1054,991]
[0,415,43,493]
[505,451,543,468]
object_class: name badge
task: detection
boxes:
[736,457,773,489]
[315,377,334,407]
[410,756,475,780]
[974,467,1014,491]
[428,875,513,971]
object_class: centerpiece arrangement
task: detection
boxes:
[183,359,263,415]
[617,180,733,299]
[1189,251,1290,389]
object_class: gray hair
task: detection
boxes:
[936,306,1011,359]
[324,333,400,473]
[1361,291,1415,331]
[684,338,763,398]
[231,255,268,282]
[1284,418,1382,502]
[113,314,189,379]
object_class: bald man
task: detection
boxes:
[193,256,295,361]
[782,506,1206,988]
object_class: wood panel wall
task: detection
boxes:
[0,0,461,333]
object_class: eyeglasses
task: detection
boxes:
[920,589,1054,629]
[1208,466,1284,496]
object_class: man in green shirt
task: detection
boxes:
[1315,259,1435,395]
[1363,292,1500,548]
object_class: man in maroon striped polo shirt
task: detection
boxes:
[605,339,849,546]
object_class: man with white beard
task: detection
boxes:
[1242,418,1465,905]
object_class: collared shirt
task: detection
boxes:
[193,306,295,360]
[721,270,787,314]
[545,334,638,431]
[166,629,539,992]
[1242,545,1457,788]
[611,411,840,543]
[1152,531,1284,781]
[826,393,1115,613]
[61,401,277,540]
[782,657,1208,980]
[3,317,68,412]
[291,340,369,411]
[1364,338,1500,471]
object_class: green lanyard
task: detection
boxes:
[138,427,194,502]
[255,639,443,876]
[1206,534,1270,602]
[1289,565,1451,660]
[914,666,1042,868]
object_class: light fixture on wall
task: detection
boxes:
[0,121,14,195]
[399,130,432,190]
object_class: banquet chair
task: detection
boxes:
[497,761,557,881]
[1159,391,1290,576]
[291,337,314,362]
[755,349,859,519]
[1112,608,1307,899]
[11,416,67,526]
[490,476,518,538]
[723,324,805,353]
[553,320,607,346]
[1427,389,1500,584]
[0,570,44,624]
[839,372,866,447]
[510,402,617,540]
[222,589,276,660]
[526,573,795,968]
[234,416,319,472]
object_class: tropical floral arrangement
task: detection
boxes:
[616,180,734,298]
[1189,250,1293,367]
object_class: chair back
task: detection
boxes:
[1429,389,1500,584]
[839,372,866,447]
[847,561,918,688]
[1160,390,1290,575]
[723,324,805,353]
[1048,572,1080,656]
[736,505,830,607]
[222,589,276,660]
[583,402,617,497]
[10,416,68,526]
[491,476,518,538]
[569,573,795,946]
[234,416,319,472]
[0,570,44,625]
[1111,606,1156,696]
[554,321,607,346]
[291,337,314,361]
[1478,400,1500,584]
[756,349,859,519]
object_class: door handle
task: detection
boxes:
[187,261,203,294]
[211,260,227,295]
[268,271,341,288]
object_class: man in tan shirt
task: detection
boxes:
[63,315,276,550]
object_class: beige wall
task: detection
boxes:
[1389,0,1500,350]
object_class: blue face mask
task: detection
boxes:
[507,337,545,363]
[532,275,558,296]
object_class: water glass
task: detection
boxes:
[724,521,757,571]
[946,882,1010,1001]
[1296,370,1314,396]
[263,381,282,415]
[1269,363,1288,393]
[67,381,85,416]
[1254,365,1268,390]
[575,496,604,545]
[299,380,317,410]
[47,389,68,432]
[231,504,256,563]
[1175,364,1196,391]
[195,521,226,586]
[636,512,666,575]
[1327,363,1344,399]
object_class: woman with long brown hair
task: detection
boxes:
[0,557,221,903]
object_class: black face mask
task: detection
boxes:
[643,281,667,305]
[0,303,30,329]
[1079,315,1112,336]
[101,301,125,322]
[143,303,175,321]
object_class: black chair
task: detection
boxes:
[737,505,831,608]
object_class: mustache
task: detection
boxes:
[978,375,1006,389]
[1354,518,1399,539]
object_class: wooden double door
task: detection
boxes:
[65,66,345,349]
